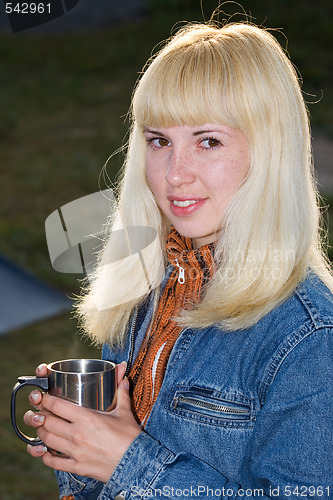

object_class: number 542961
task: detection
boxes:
[5,3,51,14]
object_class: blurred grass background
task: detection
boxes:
[1,0,332,498]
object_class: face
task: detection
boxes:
[144,123,249,248]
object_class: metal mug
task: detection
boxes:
[11,358,116,445]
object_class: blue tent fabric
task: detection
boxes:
[0,253,72,335]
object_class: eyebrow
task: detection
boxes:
[193,129,216,136]
[143,128,163,135]
[143,127,232,137]
[193,128,232,137]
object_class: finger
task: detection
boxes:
[42,393,87,422]
[40,410,73,441]
[115,377,131,412]
[37,426,72,457]
[23,410,46,428]
[27,444,48,457]
[36,363,48,377]
[41,450,76,474]
[117,361,127,385]
[29,390,43,409]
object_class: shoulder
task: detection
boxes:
[294,271,333,326]
[262,271,333,339]
[257,272,333,402]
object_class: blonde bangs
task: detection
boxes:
[132,28,237,129]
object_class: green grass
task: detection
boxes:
[1,1,332,498]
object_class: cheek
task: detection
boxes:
[205,156,249,202]
[225,149,250,187]
[146,161,163,198]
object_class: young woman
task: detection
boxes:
[25,22,333,499]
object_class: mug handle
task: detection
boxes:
[11,376,49,445]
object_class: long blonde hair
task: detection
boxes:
[77,22,332,346]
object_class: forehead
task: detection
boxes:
[133,41,239,130]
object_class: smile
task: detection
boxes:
[169,197,207,217]
[172,200,198,207]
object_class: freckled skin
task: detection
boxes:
[144,124,250,248]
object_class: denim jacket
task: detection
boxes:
[56,271,333,499]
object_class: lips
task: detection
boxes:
[167,196,207,216]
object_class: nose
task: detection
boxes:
[165,149,196,187]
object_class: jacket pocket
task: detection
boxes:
[167,385,254,427]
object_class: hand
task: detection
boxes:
[24,360,127,420]
[24,362,141,482]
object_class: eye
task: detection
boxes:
[148,137,171,149]
[200,138,221,149]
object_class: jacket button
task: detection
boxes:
[115,495,126,500]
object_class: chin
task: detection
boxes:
[173,224,217,246]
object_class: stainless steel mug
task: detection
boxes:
[11,358,116,445]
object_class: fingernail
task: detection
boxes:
[36,445,48,454]
[121,361,127,367]
[31,392,39,403]
[33,414,45,424]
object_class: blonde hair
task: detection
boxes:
[77,22,333,346]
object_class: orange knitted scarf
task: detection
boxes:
[128,227,215,426]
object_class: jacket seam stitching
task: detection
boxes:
[144,451,175,498]
[258,323,331,405]
[295,287,322,326]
